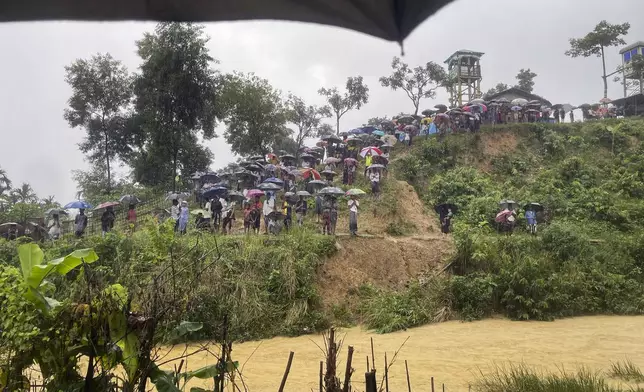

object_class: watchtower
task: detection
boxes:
[444,50,484,108]
[620,41,644,97]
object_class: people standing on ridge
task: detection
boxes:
[127,204,137,226]
[525,209,537,234]
[75,208,88,237]
[211,197,223,231]
[282,194,292,231]
[101,206,116,236]
[348,195,359,236]
[171,199,180,232]
[295,195,307,226]
[369,169,381,198]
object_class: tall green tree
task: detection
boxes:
[379,56,447,116]
[318,76,369,134]
[286,94,330,157]
[565,20,631,98]
[220,73,289,157]
[64,53,134,193]
[515,69,537,93]
[0,166,11,196]
[11,183,37,204]
[134,23,220,190]
[484,82,510,97]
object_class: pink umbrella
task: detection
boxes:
[94,201,120,210]
[344,157,358,166]
[463,105,472,112]
[360,146,383,158]
[495,210,513,223]
[246,189,264,198]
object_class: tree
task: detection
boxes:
[41,195,59,208]
[11,183,37,204]
[0,166,11,196]
[484,83,510,97]
[379,56,447,116]
[515,69,537,93]
[64,53,134,193]
[220,72,290,157]
[318,76,369,134]
[286,94,330,157]
[134,23,220,191]
[565,20,631,98]
[317,123,335,137]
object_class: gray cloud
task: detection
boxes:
[0,0,642,202]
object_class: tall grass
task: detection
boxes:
[608,360,644,383]
[474,364,637,392]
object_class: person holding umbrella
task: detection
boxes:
[295,194,308,226]
[348,193,360,236]
[178,201,189,234]
[48,213,62,239]
[251,195,263,234]
[171,199,180,232]
[101,206,116,236]
[127,204,137,225]
[369,168,381,198]
[75,208,88,237]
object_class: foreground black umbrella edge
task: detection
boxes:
[2,0,454,43]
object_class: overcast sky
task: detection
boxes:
[0,0,642,203]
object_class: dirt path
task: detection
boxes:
[160,315,644,391]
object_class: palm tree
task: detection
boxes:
[11,182,38,204]
[41,195,59,208]
[0,167,11,195]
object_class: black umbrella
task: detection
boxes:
[551,104,563,109]
[434,104,448,111]
[421,109,436,116]
[281,154,295,160]
[7,1,455,44]
[321,134,342,143]
[523,202,543,212]
[579,103,591,109]
[434,203,457,215]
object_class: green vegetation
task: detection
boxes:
[609,360,644,383]
[474,364,642,392]
[372,119,644,327]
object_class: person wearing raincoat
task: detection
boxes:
[178,201,189,234]
[525,209,537,234]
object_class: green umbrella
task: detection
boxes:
[345,189,366,196]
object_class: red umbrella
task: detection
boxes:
[94,201,120,210]
[360,146,383,158]
[495,210,513,223]
[300,168,321,180]
[344,157,358,166]
[316,140,328,147]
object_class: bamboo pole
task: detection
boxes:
[365,371,377,392]
[384,353,389,392]
[431,376,435,392]
[366,356,370,373]
[277,351,294,392]
[370,337,376,371]
[319,361,323,392]
[405,360,411,392]
[342,346,354,392]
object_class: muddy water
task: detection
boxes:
[162,316,644,391]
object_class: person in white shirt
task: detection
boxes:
[348,195,359,236]
[170,199,180,232]
[263,193,276,234]
[369,170,381,198]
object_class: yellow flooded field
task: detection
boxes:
[163,316,644,391]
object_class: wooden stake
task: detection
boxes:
[278,351,294,392]
[405,360,411,392]
[370,337,376,371]
[342,346,354,392]
[365,371,378,392]
[384,353,389,392]
[319,361,323,392]
[431,376,435,392]
[366,356,370,373]
[442,383,445,392]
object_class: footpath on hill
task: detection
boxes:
[318,177,455,310]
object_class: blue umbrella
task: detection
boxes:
[264,177,284,185]
[348,128,364,134]
[372,130,385,137]
[202,186,228,199]
[64,200,93,209]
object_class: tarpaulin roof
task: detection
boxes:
[1,0,455,43]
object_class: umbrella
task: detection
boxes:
[551,104,563,110]
[434,203,458,215]
[296,191,312,197]
[562,104,575,112]
[264,164,277,171]
[470,98,485,105]
[321,169,336,176]
[94,201,120,210]
[202,187,228,199]
[372,130,385,137]
[382,135,397,145]
[463,105,472,112]
[436,113,449,119]
[264,177,284,185]
[0,222,23,233]
[360,146,383,157]
[119,195,141,205]
[496,98,510,104]
[227,191,245,201]
[249,155,264,161]
[325,157,341,164]
[434,104,448,111]
[380,144,394,150]
[404,124,419,133]
[284,191,296,199]
[246,189,264,199]
[464,112,476,118]
[495,210,514,223]
[368,164,386,170]
[316,140,328,147]
[511,106,522,111]
[396,115,415,124]
[319,187,345,196]
[45,208,68,217]
[200,172,220,182]
[190,209,210,216]
[281,154,295,160]
[345,188,366,196]
[346,137,361,145]
[300,168,321,180]
[523,202,544,212]
[321,134,342,143]
[600,97,612,104]
[300,153,316,160]
[527,109,540,113]
[499,200,518,210]
[165,192,190,201]
[64,200,93,209]
[511,98,528,106]
[348,128,364,135]
[308,180,327,187]
[421,109,436,116]
[528,100,542,105]
[344,157,358,165]
[258,182,282,191]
